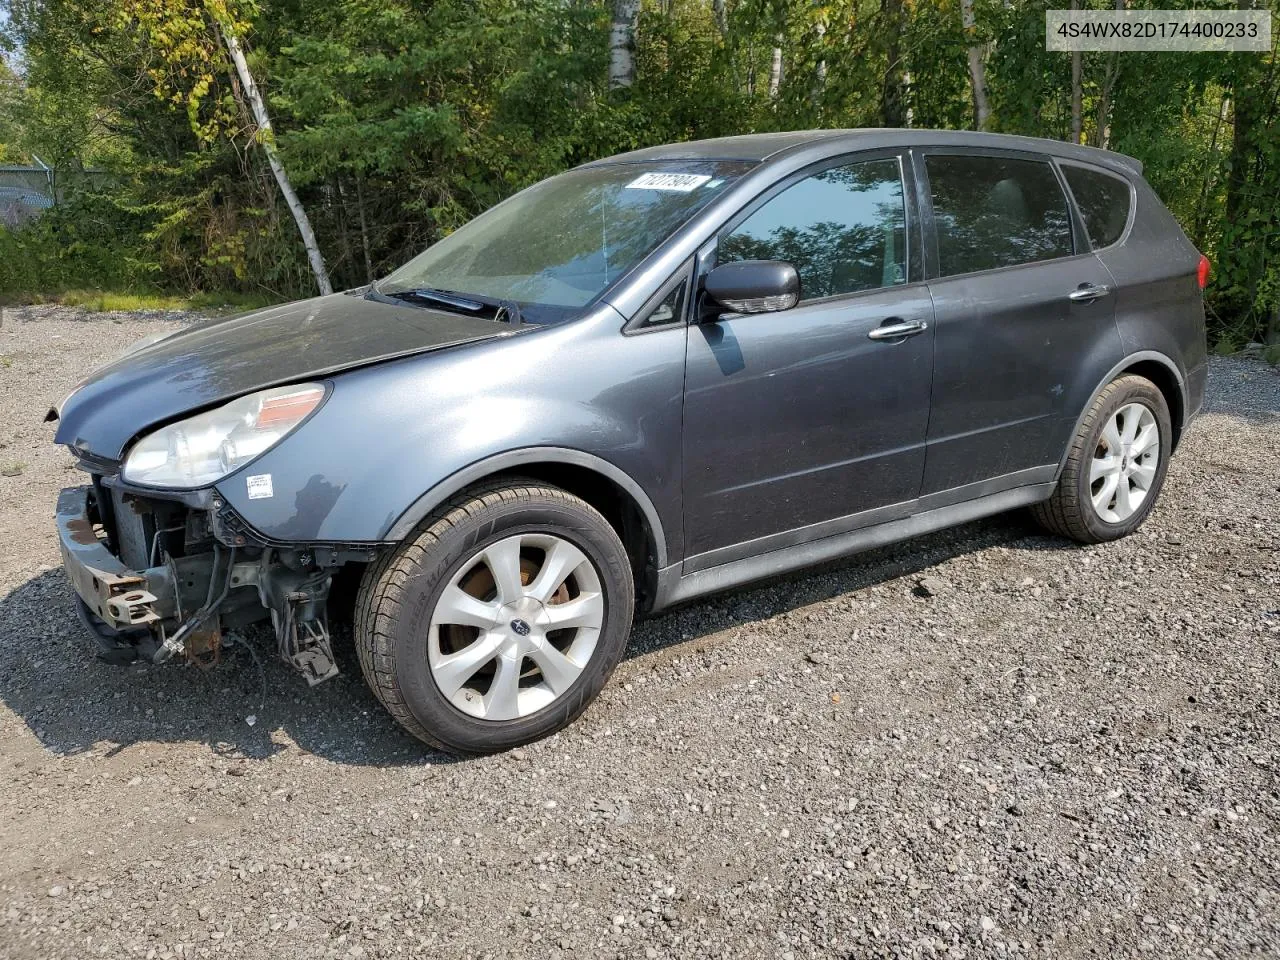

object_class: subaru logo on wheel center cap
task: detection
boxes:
[509,618,531,636]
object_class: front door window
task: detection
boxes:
[718,158,908,301]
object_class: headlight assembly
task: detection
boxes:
[121,383,327,488]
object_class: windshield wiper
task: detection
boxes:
[382,287,486,313]
[371,283,528,327]
[492,299,524,328]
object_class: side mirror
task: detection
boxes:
[702,260,800,318]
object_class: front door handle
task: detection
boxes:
[1068,283,1111,303]
[867,318,929,341]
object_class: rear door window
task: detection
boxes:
[1063,165,1132,249]
[718,157,908,300]
[926,154,1074,277]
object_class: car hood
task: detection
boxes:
[53,292,515,461]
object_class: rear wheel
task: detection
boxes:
[354,480,634,754]
[1032,374,1172,544]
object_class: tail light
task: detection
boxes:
[1197,254,1211,290]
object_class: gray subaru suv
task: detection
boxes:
[51,129,1208,753]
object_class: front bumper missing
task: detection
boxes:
[56,484,342,683]
[56,486,168,630]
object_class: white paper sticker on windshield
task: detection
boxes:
[246,474,274,500]
[625,172,712,192]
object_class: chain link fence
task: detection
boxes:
[0,165,55,228]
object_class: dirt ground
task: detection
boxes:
[1,304,1278,959]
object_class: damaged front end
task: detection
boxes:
[57,479,372,685]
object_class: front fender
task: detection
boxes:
[382,447,670,568]
[212,307,687,561]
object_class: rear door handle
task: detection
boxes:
[1068,283,1111,303]
[867,318,929,341]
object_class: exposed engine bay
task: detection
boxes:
[57,476,374,684]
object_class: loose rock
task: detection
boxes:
[0,310,1276,960]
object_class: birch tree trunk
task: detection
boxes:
[1093,54,1119,147]
[1069,0,1082,143]
[960,0,990,130]
[711,0,728,40]
[220,22,332,296]
[609,0,641,90]
[1091,0,1127,147]
[355,173,374,284]
[880,0,907,127]
[1070,50,1082,142]
[769,37,783,100]
[812,10,827,104]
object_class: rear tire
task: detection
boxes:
[1033,375,1172,544]
[354,479,634,754]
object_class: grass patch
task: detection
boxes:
[1,287,284,314]
[53,289,281,314]
[184,290,280,313]
[1212,337,1239,357]
[59,289,188,312]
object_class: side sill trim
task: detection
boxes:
[651,482,1055,612]
[684,464,1056,574]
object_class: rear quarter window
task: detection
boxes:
[926,154,1074,277]
[1062,165,1132,249]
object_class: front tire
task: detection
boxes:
[1033,374,1172,544]
[355,480,635,754]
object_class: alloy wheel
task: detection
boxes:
[1090,402,1160,523]
[427,533,604,720]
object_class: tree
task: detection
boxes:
[711,0,728,39]
[609,0,641,89]
[1,0,1276,347]
[120,0,331,295]
[1069,0,1081,143]
[961,0,990,130]
[219,20,330,294]
[768,35,783,98]
[880,0,907,127]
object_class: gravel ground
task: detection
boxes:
[1,303,1278,960]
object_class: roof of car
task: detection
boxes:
[585,128,1142,174]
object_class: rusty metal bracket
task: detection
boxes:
[184,618,222,669]
[57,487,163,629]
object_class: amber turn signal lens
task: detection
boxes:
[255,386,325,427]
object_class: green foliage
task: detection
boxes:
[0,0,1275,344]
[0,195,158,294]
[1212,337,1239,358]
[58,290,184,311]
[56,287,275,311]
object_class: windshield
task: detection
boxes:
[376,160,753,323]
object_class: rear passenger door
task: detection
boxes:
[917,149,1123,496]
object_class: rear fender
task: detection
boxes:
[1055,350,1187,477]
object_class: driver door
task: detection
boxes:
[681,153,936,566]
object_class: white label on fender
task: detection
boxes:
[246,474,274,500]
[625,172,711,192]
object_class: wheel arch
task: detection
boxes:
[1119,357,1185,449]
[1057,350,1187,479]
[382,448,668,606]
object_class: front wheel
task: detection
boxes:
[354,480,635,754]
[1032,374,1172,544]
